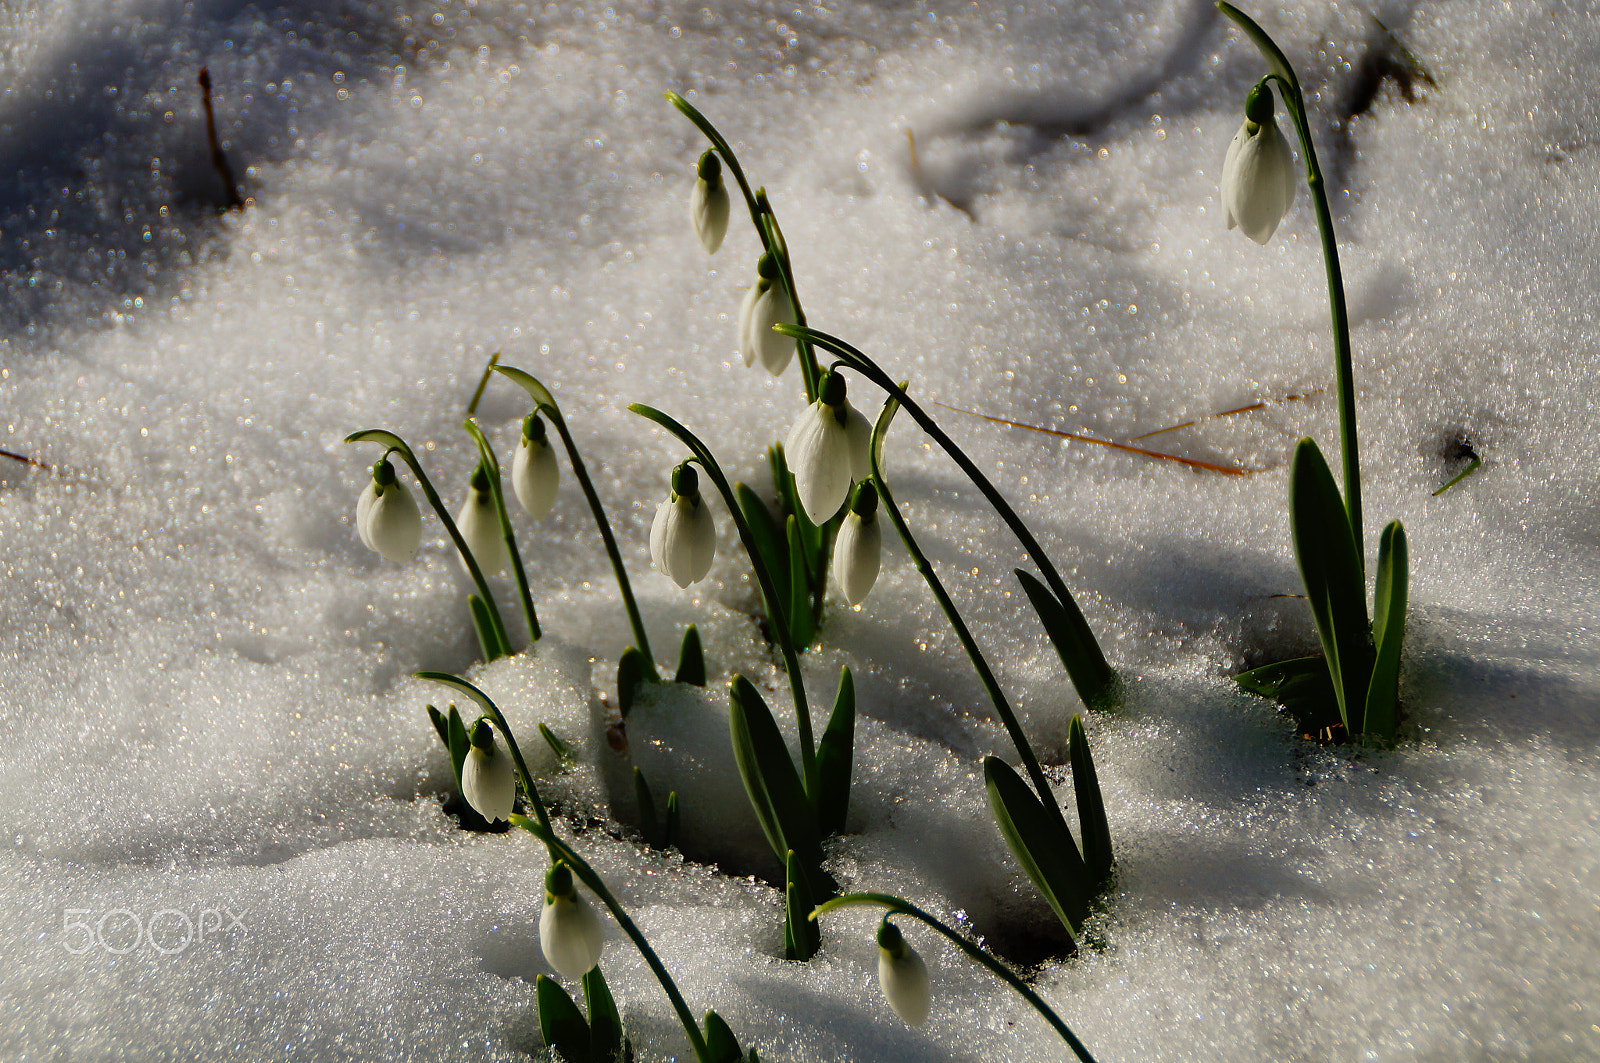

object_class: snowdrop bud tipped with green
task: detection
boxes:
[833,481,882,606]
[785,370,872,524]
[876,918,930,1026]
[457,464,510,578]
[689,149,730,254]
[356,458,423,563]
[649,462,716,587]
[540,862,604,981]
[1221,83,1296,245]
[511,413,559,519]
[749,253,796,376]
[461,719,515,823]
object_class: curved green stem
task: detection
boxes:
[628,402,818,799]
[416,672,552,838]
[866,396,1070,835]
[779,325,1119,710]
[812,893,1101,1063]
[464,419,541,645]
[495,366,657,675]
[1219,2,1363,570]
[513,815,714,1063]
[345,429,512,655]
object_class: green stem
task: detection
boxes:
[628,403,818,800]
[514,816,714,1063]
[465,350,501,417]
[345,429,512,656]
[811,893,1101,1063]
[867,397,1071,836]
[494,367,656,675]
[416,673,553,838]
[778,325,1119,709]
[464,419,542,645]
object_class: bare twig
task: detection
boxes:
[198,67,246,211]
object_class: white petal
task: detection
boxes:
[355,481,379,551]
[736,284,762,368]
[878,945,931,1026]
[752,284,797,376]
[690,178,730,254]
[650,495,716,588]
[540,893,605,981]
[841,399,872,483]
[832,512,881,606]
[457,486,510,577]
[1220,118,1295,244]
[786,403,853,524]
[362,482,423,563]
[511,437,560,519]
[460,744,516,822]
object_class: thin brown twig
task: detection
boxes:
[198,67,246,211]
[936,402,1258,476]
[0,447,49,471]
[1127,389,1323,441]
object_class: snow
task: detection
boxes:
[3,0,1599,1060]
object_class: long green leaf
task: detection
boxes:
[727,677,821,871]
[617,647,647,719]
[783,850,821,961]
[814,666,855,837]
[427,704,449,746]
[634,767,663,850]
[1288,438,1372,732]
[468,592,506,661]
[702,1010,743,1063]
[583,966,627,1063]
[1015,568,1118,713]
[675,624,706,686]
[1364,520,1409,740]
[1067,716,1113,890]
[446,706,470,788]
[1234,655,1343,732]
[735,483,789,606]
[537,974,592,1063]
[984,757,1088,940]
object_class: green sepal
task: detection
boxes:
[783,850,821,961]
[1068,715,1113,890]
[468,592,508,661]
[735,483,789,615]
[445,705,471,788]
[984,756,1088,940]
[1234,655,1343,732]
[582,966,628,1063]
[1364,520,1409,741]
[675,624,706,686]
[617,647,647,719]
[540,722,575,764]
[784,515,815,650]
[634,767,663,850]
[537,974,592,1063]
[727,676,823,873]
[1014,568,1118,713]
[1288,438,1373,733]
[814,666,855,837]
[702,1010,743,1063]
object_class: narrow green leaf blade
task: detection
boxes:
[427,704,449,746]
[468,592,506,661]
[703,1011,743,1063]
[633,767,662,849]
[727,677,822,871]
[1235,655,1344,732]
[537,974,593,1063]
[815,666,855,837]
[446,706,470,787]
[540,722,575,764]
[784,850,821,961]
[1068,715,1114,890]
[675,624,706,686]
[984,756,1089,939]
[582,966,626,1063]
[664,791,679,849]
[617,647,646,719]
[1364,520,1409,741]
[1015,568,1118,712]
[785,516,815,649]
[735,483,789,604]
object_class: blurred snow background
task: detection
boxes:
[2,0,1598,1059]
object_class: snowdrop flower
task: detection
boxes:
[833,481,882,606]
[737,253,796,376]
[460,719,516,823]
[457,463,510,578]
[355,457,422,563]
[876,918,930,1026]
[649,462,716,588]
[689,149,730,254]
[540,862,605,981]
[1221,83,1296,245]
[785,369,871,524]
[511,412,559,519]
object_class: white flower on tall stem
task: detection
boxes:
[649,461,716,588]
[511,412,559,519]
[833,480,882,606]
[785,369,871,525]
[457,463,510,577]
[737,252,796,376]
[355,457,422,563]
[540,862,605,981]
[1221,82,1296,245]
[876,918,931,1026]
[460,719,516,823]
[689,149,730,254]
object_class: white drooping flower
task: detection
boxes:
[736,252,796,376]
[785,370,872,525]
[689,149,730,254]
[511,413,560,519]
[356,458,423,563]
[649,462,716,588]
[876,919,931,1027]
[833,481,882,606]
[540,862,605,981]
[460,719,516,823]
[457,464,511,578]
[1220,83,1296,245]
